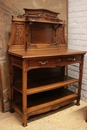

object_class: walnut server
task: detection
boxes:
[7,9,86,127]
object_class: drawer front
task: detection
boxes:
[25,55,82,69]
[56,55,82,65]
[26,58,57,68]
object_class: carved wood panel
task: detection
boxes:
[57,26,65,44]
[14,24,25,45]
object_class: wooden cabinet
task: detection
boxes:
[7,9,86,126]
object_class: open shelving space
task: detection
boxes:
[13,75,79,95]
[12,87,78,115]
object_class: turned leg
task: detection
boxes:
[22,114,27,127]
[76,96,80,106]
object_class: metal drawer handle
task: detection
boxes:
[58,59,61,62]
[57,59,61,62]
[39,61,48,65]
[68,58,76,61]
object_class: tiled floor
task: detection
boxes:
[0,100,87,130]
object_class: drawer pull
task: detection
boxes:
[58,59,61,62]
[39,61,48,65]
[68,58,76,61]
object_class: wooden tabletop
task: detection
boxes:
[7,48,86,59]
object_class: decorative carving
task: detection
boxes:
[25,10,63,23]
[14,24,24,45]
[17,14,25,18]
[8,9,65,50]
[57,26,65,44]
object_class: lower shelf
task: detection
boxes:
[12,87,78,116]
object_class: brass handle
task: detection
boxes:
[68,58,76,61]
[39,61,48,65]
[57,59,61,62]
[58,59,61,62]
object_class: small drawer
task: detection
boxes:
[25,58,57,68]
[56,55,82,65]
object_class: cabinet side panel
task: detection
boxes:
[8,21,26,51]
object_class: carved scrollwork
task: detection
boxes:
[25,12,62,23]
[17,14,25,18]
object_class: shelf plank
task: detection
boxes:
[13,75,78,95]
[12,88,78,116]
[27,78,78,95]
[28,20,64,25]
[12,103,22,115]
[27,93,78,113]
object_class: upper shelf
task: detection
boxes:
[24,8,60,16]
[12,8,65,25]
[24,8,64,24]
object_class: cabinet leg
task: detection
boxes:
[10,108,15,113]
[76,98,80,106]
[9,101,15,113]
[22,114,27,127]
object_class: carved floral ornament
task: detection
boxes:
[14,24,24,45]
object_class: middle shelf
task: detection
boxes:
[13,75,78,95]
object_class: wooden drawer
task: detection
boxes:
[25,58,57,68]
[25,55,82,69]
[56,55,82,65]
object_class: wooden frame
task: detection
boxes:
[7,1,86,127]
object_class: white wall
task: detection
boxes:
[68,0,87,102]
